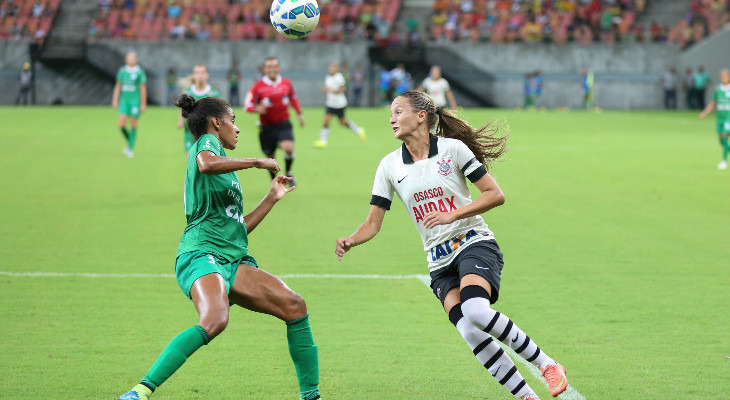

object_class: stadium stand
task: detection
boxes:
[427,0,646,44]
[425,0,728,45]
[666,0,730,48]
[0,0,60,45]
[88,0,401,42]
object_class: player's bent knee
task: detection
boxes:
[460,285,493,324]
[201,312,229,338]
[283,292,307,320]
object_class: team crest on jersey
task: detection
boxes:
[436,158,454,176]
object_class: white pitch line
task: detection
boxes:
[0,271,431,281]
[1,270,586,399]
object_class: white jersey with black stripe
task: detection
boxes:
[371,135,495,272]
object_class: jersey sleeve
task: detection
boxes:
[713,88,720,102]
[244,83,259,112]
[336,74,346,89]
[454,140,487,183]
[370,157,394,210]
[195,135,222,157]
[211,88,220,97]
[116,68,123,82]
[288,81,302,114]
[139,68,147,84]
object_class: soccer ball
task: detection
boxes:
[270,0,320,39]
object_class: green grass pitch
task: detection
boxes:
[0,105,728,399]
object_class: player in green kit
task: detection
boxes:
[118,94,322,400]
[112,51,147,158]
[177,64,220,153]
[699,69,730,170]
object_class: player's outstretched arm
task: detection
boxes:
[336,205,386,261]
[196,150,280,175]
[699,100,716,120]
[423,173,505,229]
[112,82,121,108]
[244,175,295,234]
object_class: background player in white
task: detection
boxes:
[314,62,365,149]
[335,91,569,400]
[417,65,457,109]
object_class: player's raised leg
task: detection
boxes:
[444,289,540,400]
[339,116,365,142]
[118,273,228,400]
[280,139,296,187]
[315,113,333,148]
[459,274,568,397]
[229,263,321,400]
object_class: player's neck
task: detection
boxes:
[403,134,431,162]
[195,83,208,91]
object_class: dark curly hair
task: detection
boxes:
[397,90,508,170]
[173,94,232,140]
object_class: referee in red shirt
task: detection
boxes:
[245,57,305,186]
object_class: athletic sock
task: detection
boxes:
[319,127,329,142]
[140,325,211,390]
[449,304,532,398]
[286,315,320,400]
[121,127,130,142]
[721,136,729,161]
[130,383,152,397]
[129,128,138,150]
[347,121,362,134]
[269,170,277,179]
[461,285,555,369]
[284,153,295,174]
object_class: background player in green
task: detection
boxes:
[176,64,220,154]
[699,68,730,170]
[112,51,147,158]
[118,94,322,400]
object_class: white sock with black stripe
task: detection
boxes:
[460,285,555,369]
[346,121,362,134]
[449,304,535,399]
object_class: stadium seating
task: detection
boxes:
[666,0,730,48]
[88,0,401,42]
[426,0,728,45]
[427,0,646,44]
[0,0,59,44]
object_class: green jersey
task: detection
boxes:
[116,65,147,102]
[177,134,249,263]
[712,84,730,120]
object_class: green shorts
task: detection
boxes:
[717,119,730,135]
[119,100,141,118]
[175,250,258,300]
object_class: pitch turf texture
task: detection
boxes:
[0,106,728,400]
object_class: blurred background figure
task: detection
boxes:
[418,65,457,109]
[661,67,677,110]
[15,62,32,106]
[166,67,177,106]
[227,63,242,107]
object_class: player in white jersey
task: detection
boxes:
[417,65,457,109]
[335,91,569,400]
[314,63,366,149]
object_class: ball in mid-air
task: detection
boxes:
[270,0,320,39]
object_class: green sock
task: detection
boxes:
[286,315,320,400]
[129,128,138,150]
[721,136,729,161]
[140,325,210,390]
[121,127,130,142]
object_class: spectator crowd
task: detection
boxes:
[0,0,59,44]
[88,0,400,42]
[426,0,729,45]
